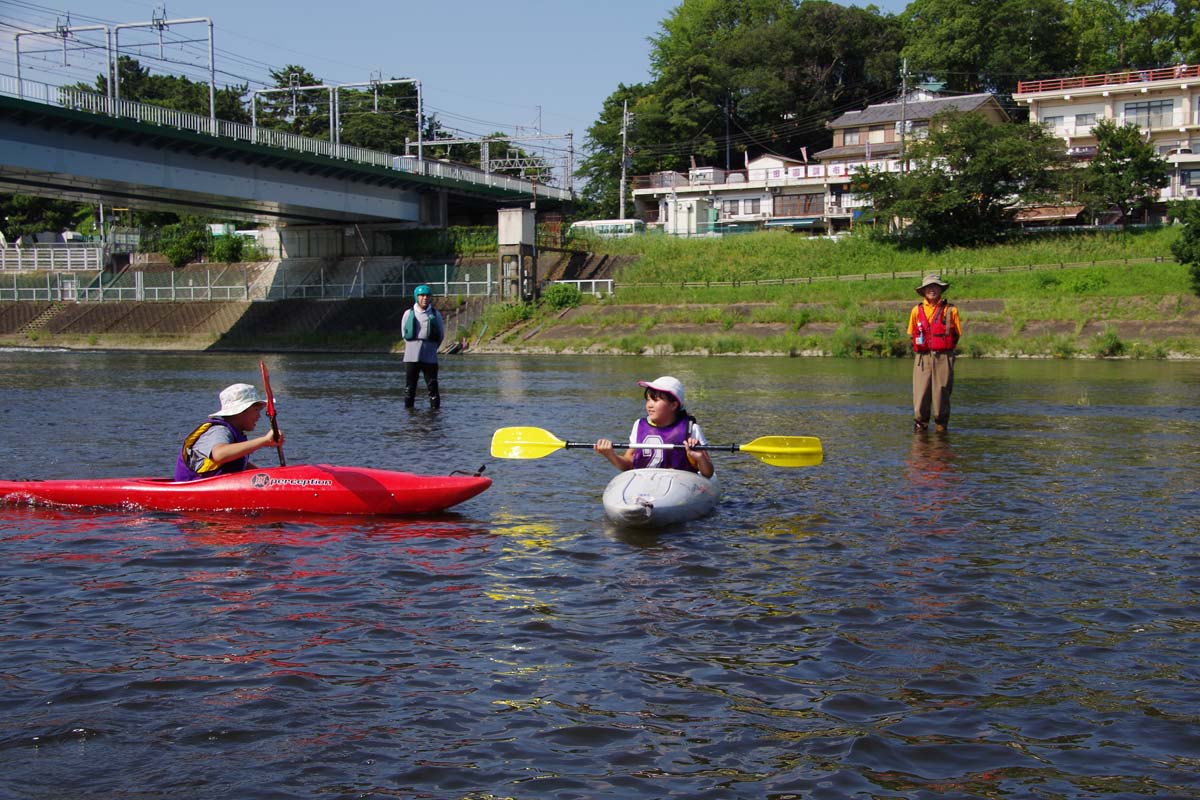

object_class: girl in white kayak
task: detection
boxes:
[594,376,714,478]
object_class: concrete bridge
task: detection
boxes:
[0,78,571,251]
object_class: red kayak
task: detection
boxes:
[0,464,491,516]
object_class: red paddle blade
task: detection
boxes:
[259,360,276,417]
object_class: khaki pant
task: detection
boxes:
[913,351,955,427]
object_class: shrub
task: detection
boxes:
[831,324,870,357]
[1091,326,1125,357]
[210,235,244,263]
[157,223,209,268]
[541,282,583,310]
[1049,335,1076,359]
[870,320,908,357]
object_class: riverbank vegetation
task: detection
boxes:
[470,227,1200,359]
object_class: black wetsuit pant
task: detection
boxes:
[404,361,440,408]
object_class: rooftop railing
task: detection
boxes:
[1017,64,1200,94]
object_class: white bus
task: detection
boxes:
[567,219,646,239]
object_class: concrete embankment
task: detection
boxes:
[5,291,1200,357]
[0,250,631,352]
[0,296,491,352]
[4,253,1198,357]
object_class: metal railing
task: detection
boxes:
[1017,64,1200,94]
[0,246,105,271]
[0,74,570,201]
[0,263,498,302]
[550,279,613,297]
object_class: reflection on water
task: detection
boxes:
[0,350,1197,798]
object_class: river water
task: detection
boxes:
[0,349,1197,799]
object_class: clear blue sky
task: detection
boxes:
[2,0,909,163]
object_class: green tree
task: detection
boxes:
[901,0,1074,96]
[336,80,423,153]
[255,66,329,139]
[1084,118,1169,225]
[0,194,92,239]
[580,0,903,214]
[854,110,1066,248]
[1168,199,1200,294]
[577,84,655,218]
[647,0,901,167]
[154,218,210,268]
[1069,0,1184,71]
[75,55,248,122]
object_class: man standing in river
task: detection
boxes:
[908,274,962,433]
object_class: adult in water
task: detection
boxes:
[908,274,963,433]
[401,284,445,408]
[174,383,284,481]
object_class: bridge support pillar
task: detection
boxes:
[498,208,538,302]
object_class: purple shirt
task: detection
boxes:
[629,417,706,472]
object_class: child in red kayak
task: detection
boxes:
[174,383,284,481]
[594,376,714,478]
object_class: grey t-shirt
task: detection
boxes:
[188,422,235,472]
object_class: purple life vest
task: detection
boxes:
[632,417,698,472]
[174,417,249,482]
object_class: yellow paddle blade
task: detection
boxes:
[490,426,568,459]
[738,436,823,468]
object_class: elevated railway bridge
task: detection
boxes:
[0,77,571,260]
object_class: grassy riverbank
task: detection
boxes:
[2,228,1196,357]
[475,227,1200,359]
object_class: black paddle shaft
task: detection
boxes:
[564,441,737,452]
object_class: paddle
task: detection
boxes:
[490,426,822,468]
[259,360,286,466]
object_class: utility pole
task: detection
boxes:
[15,22,114,105]
[114,14,216,130]
[620,100,631,220]
[899,58,910,173]
[725,93,731,171]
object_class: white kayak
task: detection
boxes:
[602,468,721,529]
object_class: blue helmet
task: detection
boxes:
[414,284,432,301]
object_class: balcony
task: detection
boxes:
[633,161,904,193]
[1017,64,1200,95]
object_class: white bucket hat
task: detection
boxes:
[212,383,266,417]
[637,375,685,406]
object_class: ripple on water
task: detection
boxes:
[0,353,1197,798]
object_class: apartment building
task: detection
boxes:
[1013,65,1200,202]
[629,89,1008,236]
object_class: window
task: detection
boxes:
[1124,99,1173,129]
[1042,115,1064,129]
[721,200,738,218]
[1182,170,1200,187]
[843,128,861,146]
[1075,112,1096,127]
[868,125,887,144]
[909,120,929,140]
[774,194,823,216]
[744,198,761,215]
